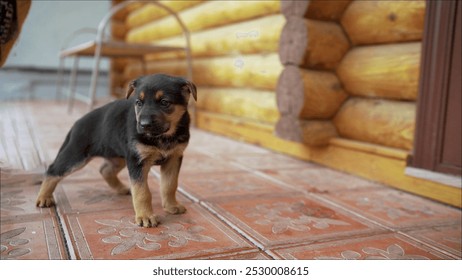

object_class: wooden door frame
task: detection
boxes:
[408,0,461,181]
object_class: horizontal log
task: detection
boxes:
[142,14,285,61]
[124,53,282,91]
[334,98,416,150]
[341,0,425,45]
[276,115,338,146]
[277,66,348,119]
[336,42,421,100]
[305,0,352,21]
[279,17,349,69]
[126,1,281,43]
[197,87,279,124]
[125,1,205,29]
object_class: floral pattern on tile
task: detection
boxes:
[77,188,126,205]
[354,193,435,220]
[95,216,216,256]
[245,201,350,234]
[315,244,429,260]
[0,227,31,259]
[0,189,26,212]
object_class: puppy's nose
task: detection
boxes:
[139,118,153,129]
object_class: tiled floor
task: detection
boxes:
[1,100,461,260]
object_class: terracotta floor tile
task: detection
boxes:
[1,184,53,220]
[180,154,244,175]
[54,180,134,215]
[64,203,254,259]
[272,233,452,260]
[1,216,67,259]
[319,189,462,230]
[261,167,385,194]
[203,193,386,249]
[197,250,273,260]
[179,171,290,201]
[225,153,315,171]
[404,224,462,258]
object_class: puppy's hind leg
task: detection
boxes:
[36,134,91,208]
[36,176,62,207]
[100,158,130,195]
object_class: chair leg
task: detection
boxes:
[67,56,80,113]
[56,57,65,100]
[88,51,102,111]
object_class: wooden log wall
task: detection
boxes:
[276,0,425,150]
[334,0,426,150]
[113,0,425,151]
[275,0,352,146]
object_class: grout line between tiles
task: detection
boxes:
[397,230,460,259]
[199,201,266,252]
[53,205,76,259]
[310,193,396,232]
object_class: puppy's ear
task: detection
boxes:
[125,79,137,99]
[182,80,197,102]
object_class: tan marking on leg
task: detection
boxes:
[36,159,90,208]
[131,167,158,227]
[36,176,62,207]
[100,158,129,195]
[160,154,186,214]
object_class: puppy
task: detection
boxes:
[36,74,197,227]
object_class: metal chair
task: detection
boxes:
[59,0,193,112]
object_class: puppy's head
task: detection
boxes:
[126,74,197,137]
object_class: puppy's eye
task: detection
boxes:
[159,99,170,107]
[135,99,143,107]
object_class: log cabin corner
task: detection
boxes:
[110,0,461,208]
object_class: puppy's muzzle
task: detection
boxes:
[138,116,170,136]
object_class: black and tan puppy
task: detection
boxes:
[36,74,197,227]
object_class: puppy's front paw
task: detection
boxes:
[135,213,160,228]
[36,196,55,208]
[164,203,187,215]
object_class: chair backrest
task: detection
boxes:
[60,28,97,51]
[94,0,192,79]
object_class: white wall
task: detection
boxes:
[4,0,110,71]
